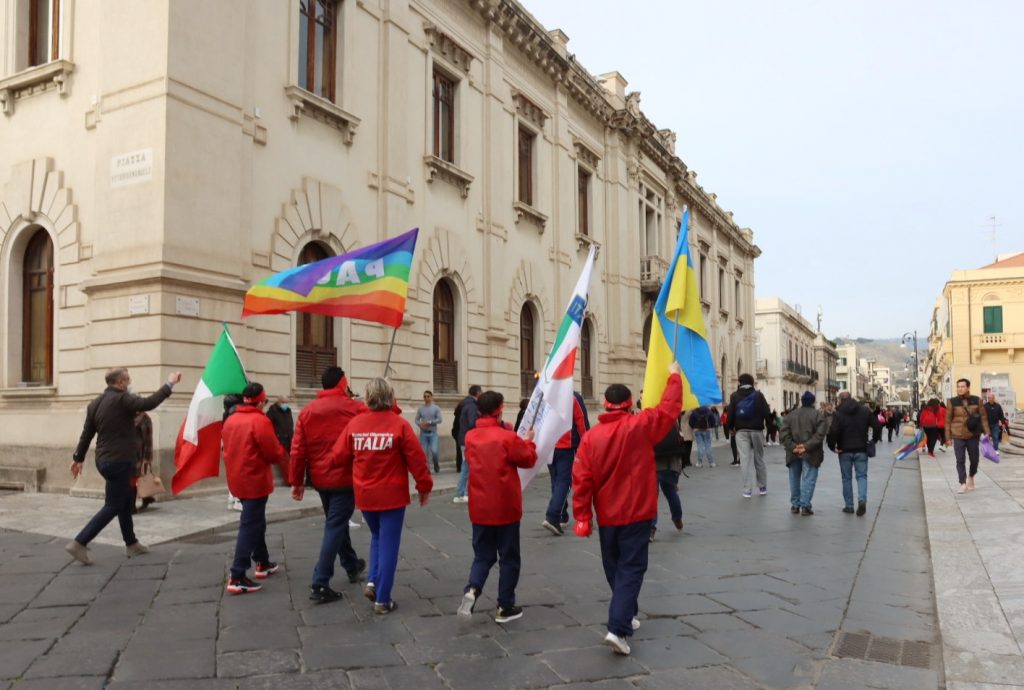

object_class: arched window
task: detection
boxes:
[580,318,594,399]
[296,242,336,388]
[642,313,652,355]
[22,229,54,385]
[433,280,457,393]
[520,304,535,397]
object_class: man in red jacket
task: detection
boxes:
[573,362,682,655]
[222,382,288,594]
[289,367,368,604]
[457,391,537,623]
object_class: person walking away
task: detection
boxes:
[764,409,778,446]
[680,408,695,468]
[710,406,721,440]
[938,401,949,451]
[573,363,683,656]
[651,414,685,541]
[222,383,289,594]
[415,390,443,473]
[920,399,944,457]
[514,398,529,432]
[132,411,156,514]
[66,368,181,565]
[541,391,590,535]
[724,374,772,497]
[265,396,294,486]
[780,392,827,516]
[289,367,370,604]
[827,391,881,516]
[984,393,1007,451]
[458,391,537,622]
[689,406,715,468]
[452,397,465,474]
[333,378,433,614]
[946,379,990,494]
[452,385,482,503]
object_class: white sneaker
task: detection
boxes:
[452,495,469,504]
[709,462,716,468]
[631,617,641,631]
[348,519,360,529]
[457,588,477,618]
[228,497,242,512]
[604,632,631,655]
[695,462,703,468]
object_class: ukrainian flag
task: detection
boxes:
[642,210,722,411]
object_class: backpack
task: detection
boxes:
[735,391,756,421]
[689,407,710,430]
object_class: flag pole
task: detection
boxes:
[383,327,398,377]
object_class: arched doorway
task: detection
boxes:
[520,303,536,397]
[580,318,594,399]
[22,229,54,385]
[432,280,458,393]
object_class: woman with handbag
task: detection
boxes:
[132,411,159,513]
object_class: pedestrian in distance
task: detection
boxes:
[514,398,529,432]
[984,392,1007,451]
[266,395,294,486]
[452,397,465,474]
[920,399,944,457]
[222,382,289,594]
[415,390,443,473]
[541,391,589,536]
[689,405,715,467]
[289,367,370,604]
[710,405,721,440]
[946,378,990,494]
[679,407,695,468]
[651,413,685,541]
[333,377,433,614]
[66,367,181,566]
[827,391,882,516]
[724,373,773,497]
[457,391,537,623]
[572,362,683,656]
[780,392,828,516]
[452,385,482,503]
[765,409,779,446]
[131,410,156,514]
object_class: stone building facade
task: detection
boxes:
[812,333,839,405]
[753,298,817,412]
[0,0,760,492]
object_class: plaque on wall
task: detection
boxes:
[128,295,150,315]
[110,148,153,188]
[175,296,200,317]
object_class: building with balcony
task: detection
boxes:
[754,297,818,411]
[0,0,761,492]
[813,333,839,405]
[924,252,1023,413]
[836,342,869,400]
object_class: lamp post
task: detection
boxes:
[901,331,919,411]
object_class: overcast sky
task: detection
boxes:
[528,0,1023,340]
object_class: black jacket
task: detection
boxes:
[73,385,174,465]
[266,403,294,449]
[456,395,479,446]
[984,401,1006,427]
[725,386,772,432]
[654,423,684,472]
[827,397,881,454]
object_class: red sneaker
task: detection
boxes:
[226,577,262,594]
[254,562,280,579]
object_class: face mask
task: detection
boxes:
[279,404,289,411]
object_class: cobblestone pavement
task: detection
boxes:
[0,441,941,689]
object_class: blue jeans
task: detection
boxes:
[75,462,138,547]
[991,425,1002,451]
[420,431,440,471]
[838,452,868,508]
[455,446,470,497]
[787,459,819,509]
[363,507,405,604]
[467,522,521,609]
[545,449,574,524]
[312,488,360,587]
[598,520,650,638]
[231,496,270,579]
[694,430,713,465]
[653,469,682,527]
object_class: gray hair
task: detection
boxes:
[105,367,129,386]
[364,377,394,411]
[837,391,852,401]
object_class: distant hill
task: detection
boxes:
[833,337,927,387]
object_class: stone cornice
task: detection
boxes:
[423,22,474,73]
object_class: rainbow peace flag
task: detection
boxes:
[242,228,418,328]
[642,210,721,411]
[894,429,926,460]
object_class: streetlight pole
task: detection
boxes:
[901,331,919,411]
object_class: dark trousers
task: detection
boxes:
[545,448,574,524]
[313,488,360,587]
[75,462,138,547]
[924,427,940,454]
[653,470,682,527]
[231,497,269,579]
[730,434,739,462]
[598,520,651,637]
[954,438,980,485]
[467,522,521,610]
[887,425,896,442]
[454,439,463,473]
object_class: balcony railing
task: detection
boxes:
[827,378,841,390]
[640,256,669,293]
[784,360,815,382]
[755,359,768,375]
[973,333,1020,352]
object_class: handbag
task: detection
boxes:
[136,462,165,498]
[866,441,877,458]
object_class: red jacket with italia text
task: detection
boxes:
[555,395,589,450]
[222,405,288,499]
[332,410,433,512]
[288,386,368,489]
[465,417,538,525]
[572,374,682,526]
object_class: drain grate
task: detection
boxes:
[833,631,933,670]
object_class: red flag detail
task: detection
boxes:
[172,420,223,495]
[550,348,577,380]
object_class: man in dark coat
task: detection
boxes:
[780,392,827,515]
[827,391,882,516]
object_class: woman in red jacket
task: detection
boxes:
[333,378,432,614]
[920,399,943,457]
[221,383,288,594]
[457,391,536,623]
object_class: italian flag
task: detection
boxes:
[518,245,597,489]
[172,325,248,494]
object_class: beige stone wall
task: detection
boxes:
[0,0,761,492]
[754,298,818,411]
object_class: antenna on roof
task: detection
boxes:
[984,216,1001,261]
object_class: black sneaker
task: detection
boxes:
[541,520,563,536]
[790,505,800,514]
[672,519,683,530]
[347,558,367,583]
[730,460,741,467]
[856,500,866,517]
[226,577,262,594]
[842,506,855,514]
[309,585,343,604]
[495,605,523,623]
[254,562,280,579]
[801,507,814,516]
